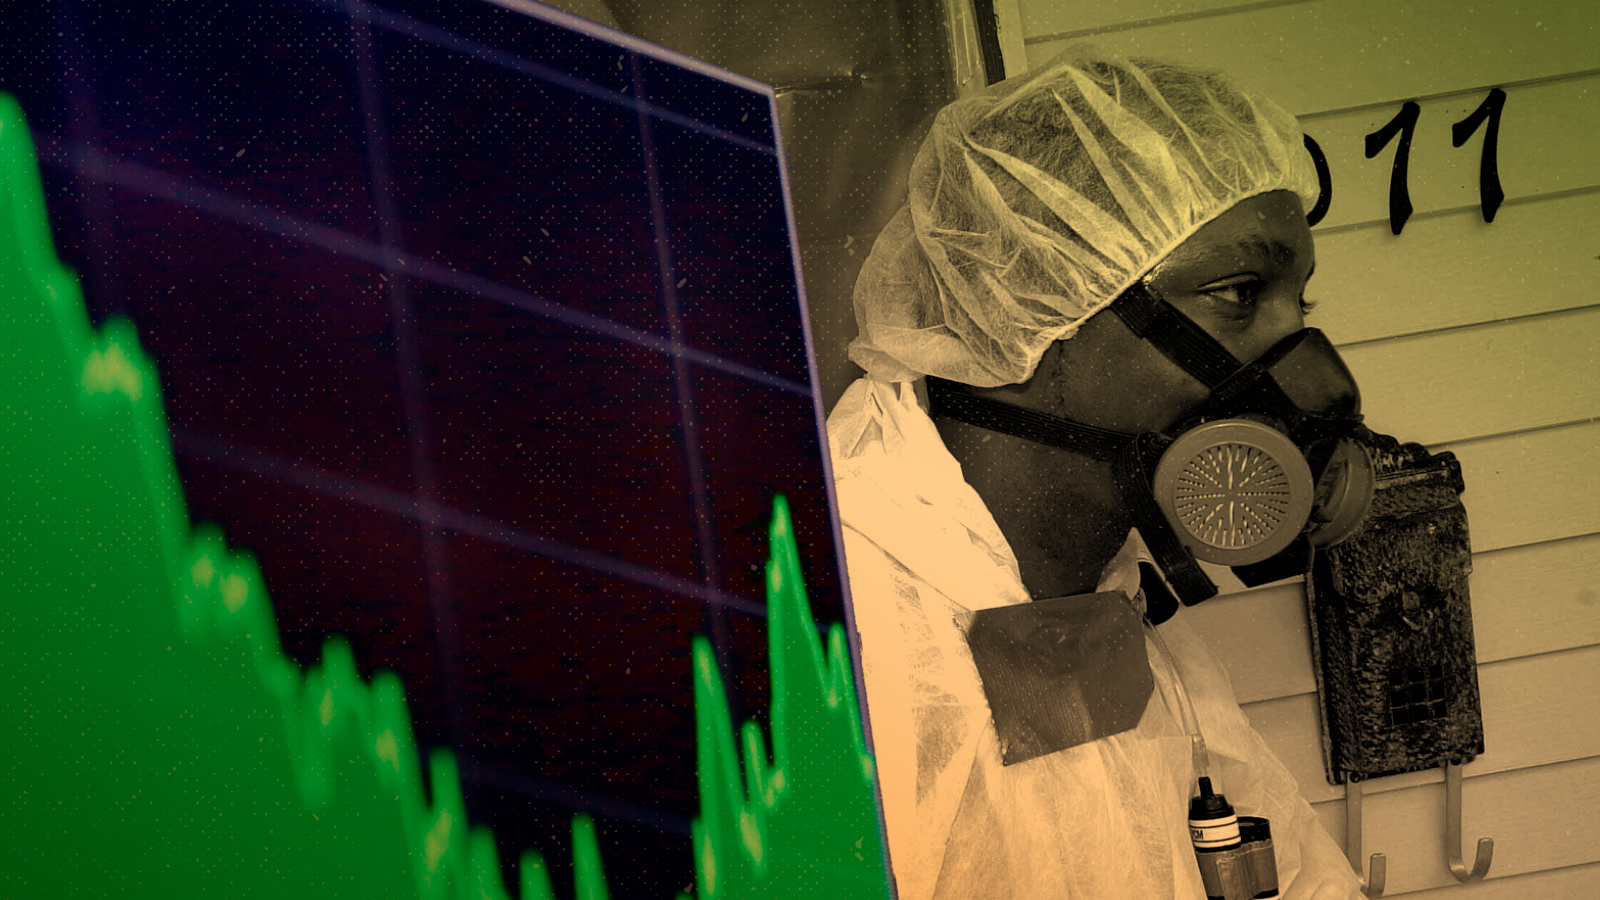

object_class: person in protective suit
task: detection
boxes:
[828,47,1367,899]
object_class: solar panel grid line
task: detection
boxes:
[429,267,810,396]
[168,426,770,618]
[349,7,474,753]
[326,0,778,157]
[477,0,779,98]
[420,505,765,621]
[30,135,812,397]
[630,49,737,685]
[456,754,694,837]
[349,11,437,510]
[632,51,722,591]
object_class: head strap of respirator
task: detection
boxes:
[926,281,1376,618]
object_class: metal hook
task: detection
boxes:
[1344,774,1387,897]
[1444,761,1494,882]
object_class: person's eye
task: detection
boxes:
[1199,279,1262,316]
[1300,295,1318,316]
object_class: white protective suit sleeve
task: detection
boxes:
[829,377,1362,900]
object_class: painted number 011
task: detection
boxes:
[1303,89,1507,234]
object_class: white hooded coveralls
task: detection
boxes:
[829,377,1362,900]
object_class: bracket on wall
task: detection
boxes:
[1345,760,1496,895]
[1444,761,1495,882]
[1343,775,1387,897]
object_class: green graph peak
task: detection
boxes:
[690,496,888,899]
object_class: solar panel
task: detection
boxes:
[0,2,854,895]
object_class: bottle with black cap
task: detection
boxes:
[1189,776,1267,899]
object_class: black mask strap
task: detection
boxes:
[1202,328,1314,410]
[1108,282,1242,388]
[925,376,1220,608]
[925,375,1131,463]
[1114,284,1359,451]
[1138,562,1181,626]
[1112,435,1219,607]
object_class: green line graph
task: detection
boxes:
[690,495,886,899]
[1,89,543,900]
[1,93,887,899]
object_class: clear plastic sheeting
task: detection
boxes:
[828,379,1361,900]
[848,46,1319,387]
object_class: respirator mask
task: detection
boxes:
[927,281,1377,620]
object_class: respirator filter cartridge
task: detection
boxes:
[1153,420,1315,566]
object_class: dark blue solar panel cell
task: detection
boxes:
[76,2,376,238]
[690,368,840,621]
[413,286,703,581]
[375,0,637,102]
[374,27,665,335]
[651,117,809,383]
[450,534,701,807]
[0,4,64,135]
[107,191,416,492]
[637,53,778,149]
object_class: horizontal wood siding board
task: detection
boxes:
[1022,0,1600,115]
[1242,645,1600,803]
[1393,859,1600,899]
[1307,755,1600,894]
[1463,532,1600,664]
[1340,306,1600,449]
[1443,422,1600,553]
[1308,191,1600,347]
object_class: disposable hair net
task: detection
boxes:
[849,46,1320,387]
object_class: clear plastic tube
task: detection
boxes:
[1138,601,1210,782]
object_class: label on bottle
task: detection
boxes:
[1189,817,1242,850]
